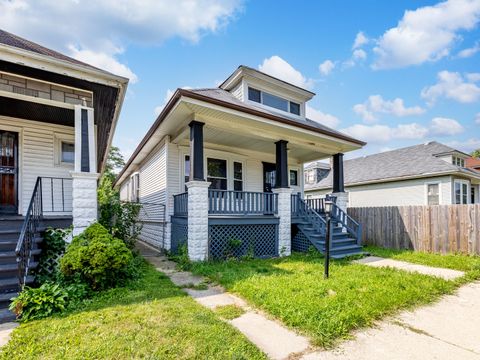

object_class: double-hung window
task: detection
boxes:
[207,158,227,190]
[61,142,75,164]
[233,162,243,191]
[454,181,469,204]
[427,183,439,205]
[130,173,140,202]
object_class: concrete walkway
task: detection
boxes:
[302,281,480,359]
[0,322,18,347]
[137,242,312,360]
[356,256,465,280]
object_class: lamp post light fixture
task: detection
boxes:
[324,198,334,279]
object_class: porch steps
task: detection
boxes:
[0,216,72,323]
[295,217,363,259]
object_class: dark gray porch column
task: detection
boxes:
[275,140,289,188]
[189,121,205,181]
[332,153,344,193]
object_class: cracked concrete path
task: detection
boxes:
[137,241,312,360]
[302,282,480,360]
[356,256,465,280]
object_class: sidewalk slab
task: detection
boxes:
[0,322,18,347]
[301,322,478,360]
[231,312,310,360]
[356,256,464,280]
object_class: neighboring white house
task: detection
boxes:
[115,65,366,260]
[0,29,128,232]
[304,142,480,206]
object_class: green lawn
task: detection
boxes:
[189,252,458,348]
[365,246,480,282]
[0,261,265,360]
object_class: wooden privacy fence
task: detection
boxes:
[348,205,480,255]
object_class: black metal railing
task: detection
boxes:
[208,190,278,215]
[40,177,73,213]
[173,192,188,217]
[16,177,42,289]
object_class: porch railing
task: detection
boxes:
[16,177,42,289]
[330,202,362,246]
[209,190,278,215]
[40,177,73,213]
[173,192,188,217]
[295,196,327,237]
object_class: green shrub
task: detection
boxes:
[35,227,71,284]
[10,283,68,321]
[60,223,134,290]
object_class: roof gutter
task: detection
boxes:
[114,89,365,186]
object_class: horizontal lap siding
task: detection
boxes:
[348,204,480,254]
[0,116,74,215]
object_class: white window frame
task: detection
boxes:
[245,83,304,118]
[130,172,140,202]
[424,181,441,205]
[453,179,470,204]
[54,132,75,168]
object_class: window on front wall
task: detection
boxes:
[290,170,298,186]
[454,181,469,204]
[427,183,439,205]
[61,142,75,164]
[233,162,243,191]
[207,158,227,190]
[247,87,302,116]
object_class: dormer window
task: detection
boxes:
[248,87,301,116]
[452,157,465,167]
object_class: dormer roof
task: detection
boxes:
[220,65,315,102]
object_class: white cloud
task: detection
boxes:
[421,70,480,104]
[353,95,425,123]
[68,46,138,83]
[475,112,480,124]
[319,60,335,76]
[353,31,369,49]
[154,87,192,115]
[373,0,480,69]
[352,49,367,60]
[306,105,340,128]
[467,72,480,82]
[0,0,243,81]
[429,117,464,135]
[457,41,480,58]
[446,138,480,152]
[341,123,429,143]
[259,56,313,89]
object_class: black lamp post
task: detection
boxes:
[324,198,334,279]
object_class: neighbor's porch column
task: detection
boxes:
[186,120,210,261]
[331,153,348,212]
[71,104,98,236]
[272,140,292,257]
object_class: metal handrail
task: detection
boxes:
[15,177,42,289]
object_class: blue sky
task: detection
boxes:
[1,0,479,160]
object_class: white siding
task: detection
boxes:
[0,116,75,215]
[230,81,244,102]
[306,176,454,206]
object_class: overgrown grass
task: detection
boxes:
[0,260,266,360]
[189,252,457,348]
[214,305,245,320]
[365,246,480,282]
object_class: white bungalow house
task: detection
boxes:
[0,29,127,320]
[304,142,480,206]
[115,65,366,261]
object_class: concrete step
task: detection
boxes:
[0,275,33,291]
[330,244,364,257]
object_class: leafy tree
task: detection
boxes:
[471,149,480,159]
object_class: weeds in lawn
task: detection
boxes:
[215,305,245,320]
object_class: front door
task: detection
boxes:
[263,162,276,193]
[0,131,18,214]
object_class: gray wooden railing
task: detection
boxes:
[173,192,188,217]
[208,190,278,215]
[292,194,326,216]
[330,202,362,245]
[295,196,327,236]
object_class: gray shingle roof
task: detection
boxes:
[0,29,110,74]
[305,141,480,190]
[188,88,360,143]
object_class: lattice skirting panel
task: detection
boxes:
[208,222,278,260]
[292,225,312,253]
[171,217,188,254]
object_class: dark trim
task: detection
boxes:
[114,88,366,185]
[332,153,344,193]
[80,109,90,172]
[189,120,205,181]
[275,140,289,188]
[208,216,279,225]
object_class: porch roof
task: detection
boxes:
[115,87,365,186]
